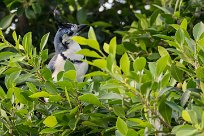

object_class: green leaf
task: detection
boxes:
[0,52,15,61]
[88,26,97,40]
[133,57,146,72]
[29,91,50,98]
[0,86,6,99]
[100,92,122,100]
[113,105,125,118]
[5,71,21,89]
[166,101,183,113]
[93,59,107,69]
[156,55,169,76]
[150,9,160,26]
[45,81,57,94]
[65,87,72,108]
[103,43,109,54]
[91,21,112,27]
[182,110,191,123]
[0,14,15,30]
[40,49,48,62]
[40,128,61,134]
[107,54,115,72]
[71,36,87,45]
[181,90,191,107]
[43,116,58,128]
[172,125,198,136]
[109,37,117,57]
[159,96,172,124]
[86,39,100,51]
[120,53,130,75]
[64,60,75,71]
[193,22,204,41]
[170,64,183,82]
[22,32,32,56]
[158,46,170,57]
[84,71,107,77]
[25,8,36,19]
[127,129,138,136]
[63,70,76,81]
[40,32,49,51]
[32,3,41,14]
[79,94,102,106]
[175,28,184,45]
[77,8,87,24]
[77,49,103,58]
[153,34,174,41]
[116,117,128,135]
[181,18,188,30]
[13,87,28,104]
[153,4,171,14]
[196,66,204,79]
[41,67,52,81]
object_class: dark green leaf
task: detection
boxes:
[170,64,183,82]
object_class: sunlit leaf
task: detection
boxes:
[116,117,128,135]
[77,49,103,58]
[88,26,97,40]
[40,32,49,51]
[120,52,130,75]
[43,116,58,128]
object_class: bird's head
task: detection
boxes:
[54,23,87,53]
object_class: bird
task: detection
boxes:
[48,23,88,82]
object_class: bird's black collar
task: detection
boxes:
[60,53,83,63]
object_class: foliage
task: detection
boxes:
[1,0,204,136]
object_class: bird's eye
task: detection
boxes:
[68,31,74,36]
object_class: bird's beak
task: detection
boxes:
[77,24,88,32]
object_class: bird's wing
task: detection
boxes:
[47,54,58,72]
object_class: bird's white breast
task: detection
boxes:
[52,42,88,81]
